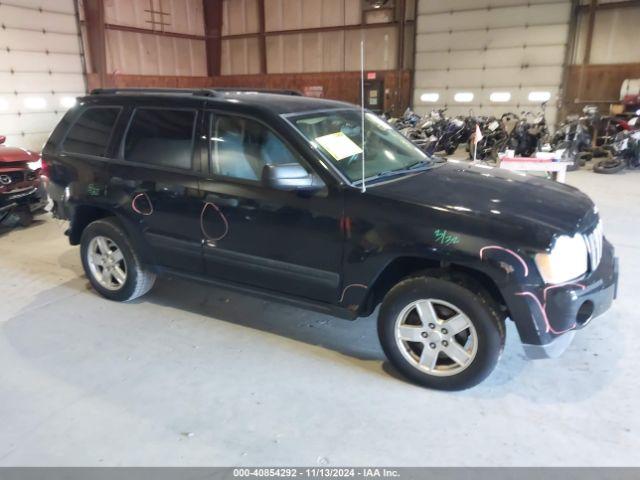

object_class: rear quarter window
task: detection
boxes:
[62,107,121,157]
[123,108,197,170]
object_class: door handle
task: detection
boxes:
[205,193,238,208]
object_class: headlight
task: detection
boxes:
[535,234,588,284]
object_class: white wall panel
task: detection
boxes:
[418,3,569,33]
[415,66,564,89]
[0,3,79,33]
[414,0,571,127]
[419,0,567,14]
[416,45,565,70]
[417,24,568,52]
[0,1,85,150]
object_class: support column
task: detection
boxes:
[82,0,107,88]
[257,0,267,74]
[203,0,223,76]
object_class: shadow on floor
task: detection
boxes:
[6,248,623,401]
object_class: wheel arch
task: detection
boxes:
[70,204,156,267]
[361,256,509,319]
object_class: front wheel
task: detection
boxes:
[378,276,505,390]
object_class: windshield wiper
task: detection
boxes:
[353,160,435,185]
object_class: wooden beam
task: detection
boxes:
[257,0,267,74]
[397,0,406,71]
[82,0,107,88]
[203,0,223,76]
[577,0,640,11]
[221,21,400,40]
[583,0,597,65]
[102,22,205,41]
[576,0,597,104]
[559,0,580,120]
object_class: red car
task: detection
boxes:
[0,135,47,227]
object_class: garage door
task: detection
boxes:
[413,0,572,127]
[0,0,85,151]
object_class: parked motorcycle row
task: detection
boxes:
[385,105,640,174]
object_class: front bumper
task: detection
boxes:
[0,185,46,213]
[515,239,618,359]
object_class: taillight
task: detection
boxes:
[41,157,49,177]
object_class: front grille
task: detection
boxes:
[0,171,25,185]
[584,220,603,272]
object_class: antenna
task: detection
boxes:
[360,39,366,193]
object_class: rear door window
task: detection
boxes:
[124,108,197,170]
[63,107,121,157]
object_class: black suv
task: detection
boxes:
[43,88,618,390]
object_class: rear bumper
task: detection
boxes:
[517,239,618,359]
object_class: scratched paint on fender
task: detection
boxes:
[339,283,367,303]
[433,229,460,246]
[200,202,229,244]
[131,192,153,216]
[480,245,529,277]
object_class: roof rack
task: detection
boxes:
[90,88,218,97]
[90,87,303,97]
[212,88,303,96]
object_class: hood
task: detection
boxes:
[366,162,597,238]
[0,145,40,164]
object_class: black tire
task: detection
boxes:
[593,157,625,174]
[378,275,505,390]
[16,206,33,227]
[80,217,156,301]
[577,151,592,167]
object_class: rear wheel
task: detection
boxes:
[80,218,156,301]
[378,276,504,390]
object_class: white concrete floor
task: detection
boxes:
[0,167,638,466]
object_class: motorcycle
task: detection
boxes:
[508,104,549,157]
[593,117,640,174]
[551,113,593,171]
[468,115,510,163]
[432,114,472,156]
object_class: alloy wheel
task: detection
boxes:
[394,298,478,376]
[87,235,127,291]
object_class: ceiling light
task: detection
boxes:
[454,92,474,102]
[420,93,439,103]
[24,97,47,110]
[528,91,551,102]
[490,92,511,102]
[60,96,77,108]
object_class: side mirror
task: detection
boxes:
[0,136,5,145]
[261,163,323,191]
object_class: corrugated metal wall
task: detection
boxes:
[221,0,399,75]
[413,0,572,126]
[103,0,207,76]
[0,0,85,150]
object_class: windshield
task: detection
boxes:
[288,109,432,183]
